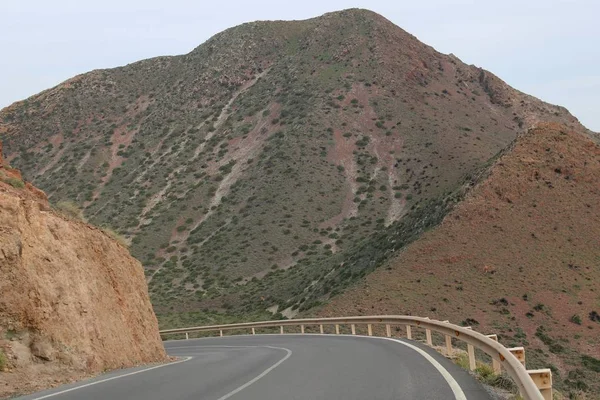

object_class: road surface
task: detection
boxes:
[16,334,493,400]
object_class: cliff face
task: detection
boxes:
[0,147,166,398]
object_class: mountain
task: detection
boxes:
[0,9,591,323]
[0,144,166,398]
[317,123,600,396]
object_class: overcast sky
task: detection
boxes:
[1,0,598,131]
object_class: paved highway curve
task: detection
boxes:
[17,334,494,400]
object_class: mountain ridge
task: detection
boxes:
[0,8,591,318]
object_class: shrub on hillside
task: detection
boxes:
[0,349,6,371]
[3,176,25,188]
[55,201,85,221]
[102,227,129,248]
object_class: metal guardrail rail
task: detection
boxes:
[160,315,552,400]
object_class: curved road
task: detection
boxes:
[17,335,493,400]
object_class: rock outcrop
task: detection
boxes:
[0,144,166,398]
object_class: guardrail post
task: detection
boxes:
[280,326,284,334]
[528,369,552,400]
[406,325,412,339]
[445,335,452,355]
[441,320,452,355]
[486,334,502,374]
[185,332,189,340]
[220,330,223,337]
[319,324,324,334]
[508,347,526,367]
[467,344,476,370]
[425,329,432,346]
[301,325,305,334]
[335,324,340,334]
[464,326,476,371]
[386,324,391,338]
[367,324,373,336]
[351,324,356,335]
[252,327,256,335]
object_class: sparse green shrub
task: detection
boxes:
[102,227,129,248]
[582,355,600,372]
[4,176,25,188]
[454,352,470,370]
[0,349,6,370]
[55,201,85,220]
[570,315,582,325]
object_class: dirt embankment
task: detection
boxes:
[0,144,166,398]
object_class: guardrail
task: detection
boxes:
[160,315,552,400]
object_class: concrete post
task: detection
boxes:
[386,324,391,338]
[335,324,340,334]
[464,326,476,371]
[486,334,502,374]
[467,344,476,371]
[367,324,373,336]
[351,324,356,335]
[426,329,432,346]
[445,335,452,355]
[406,325,412,339]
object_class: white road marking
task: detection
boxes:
[214,345,291,400]
[275,334,467,400]
[166,344,293,400]
[29,356,192,400]
[380,337,468,400]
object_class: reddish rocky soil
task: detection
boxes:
[318,123,600,393]
[0,144,167,398]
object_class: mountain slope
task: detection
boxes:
[317,123,600,395]
[0,9,590,317]
[0,145,166,398]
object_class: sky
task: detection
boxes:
[1,0,598,131]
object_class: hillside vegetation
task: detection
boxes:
[0,9,590,321]
[318,123,600,396]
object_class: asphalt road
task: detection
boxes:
[16,334,493,400]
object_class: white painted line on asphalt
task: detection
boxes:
[380,337,468,400]
[215,345,291,400]
[29,356,193,400]
[167,345,292,400]
[276,334,467,400]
